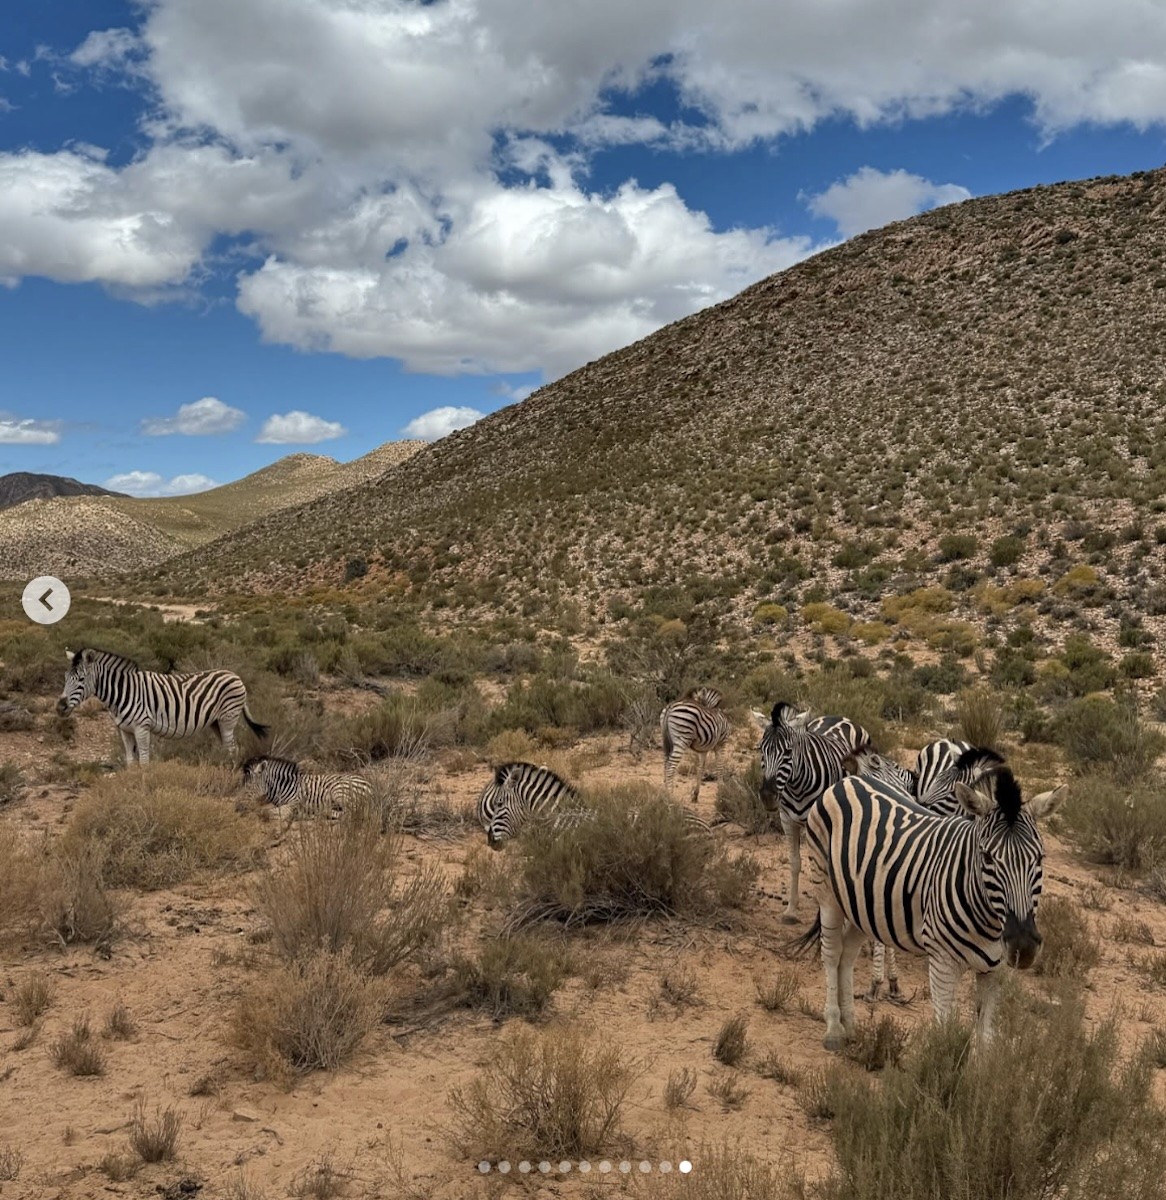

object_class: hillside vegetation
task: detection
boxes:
[144,168,1166,666]
[0,441,424,580]
[0,473,127,509]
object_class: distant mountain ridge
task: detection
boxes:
[0,441,426,581]
[0,472,127,510]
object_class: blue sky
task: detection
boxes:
[2,1,1165,495]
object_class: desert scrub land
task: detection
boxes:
[1,593,1166,1197]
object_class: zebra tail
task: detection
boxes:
[243,706,270,740]
[783,912,822,959]
[662,718,674,763]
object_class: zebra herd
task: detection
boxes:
[55,645,1065,1049]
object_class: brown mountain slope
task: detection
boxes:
[0,441,425,581]
[0,472,127,509]
[148,167,1166,646]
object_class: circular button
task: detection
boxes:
[22,576,70,625]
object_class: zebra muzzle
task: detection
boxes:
[1003,912,1042,970]
[55,698,70,716]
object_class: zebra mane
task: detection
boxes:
[241,754,298,776]
[72,647,140,671]
[953,747,1022,823]
[493,761,575,792]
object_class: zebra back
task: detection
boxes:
[662,693,731,758]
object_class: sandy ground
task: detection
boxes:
[2,700,1165,1200]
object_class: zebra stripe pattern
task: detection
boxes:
[57,647,268,766]
[241,755,372,822]
[798,749,1066,1049]
[476,761,711,848]
[660,687,731,802]
[754,701,871,920]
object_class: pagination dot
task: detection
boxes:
[680,1159,694,1173]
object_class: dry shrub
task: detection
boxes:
[253,813,453,974]
[449,935,573,1019]
[328,694,430,763]
[659,966,700,1008]
[714,1015,750,1066]
[715,761,773,834]
[231,949,384,1082]
[128,1099,182,1163]
[642,1143,797,1200]
[11,971,55,1025]
[755,968,802,1013]
[956,688,1002,749]
[98,1151,139,1182]
[1054,700,1165,783]
[449,1024,644,1161]
[0,1146,22,1182]
[708,1071,751,1110]
[104,999,137,1040]
[843,1015,910,1072]
[1060,774,1166,871]
[37,842,119,948]
[483,728,540,764]
[0,762,25,805]
[454,845,515,906]
[51,1014,107,1076]
[289,1153,355,1199]
[1033,896,1101,978]
[664,1066,698,1109]
[808,991,1166,1200]
[511,784,756,928]
[756,1049,802,1087]
[59,762,260,889]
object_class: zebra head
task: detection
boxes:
[756,701,811,809]
[57,648,96,716]
[844,746,917,798]
[240,754,297,806]
[952,749,1067,970]
[477,763,517,850]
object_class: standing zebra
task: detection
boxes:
[661,686,731,803]
[753,702,870,921]
[477,761,711,849]
[796,748,1065,1049]
[847,738,972,998]
[57,648,268,766]
[241,755,372,825]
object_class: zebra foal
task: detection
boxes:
[797,749,1065,1049]
[242,755,372,825]
[752,701,870,921]
[476,761,711,849]
[661,687,731,803]
[57,647,268,766]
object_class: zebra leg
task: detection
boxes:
[886,945,901,1000]
[819,894,848,1051]
[974,969,1004,1045]
[779,809,803,923]
[691,752,706,803]
[868,942,886,1001]
[926,955,964,1025]
[135,727,152,765]
[838,924,867,1038]
[118,727,137,768]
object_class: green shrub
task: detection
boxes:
[937,534,978,562]
[811,992,1166,1200]
[449,936,573,1019]
[1032,896,1101,979]
[1060,774,1166,871]
[1053,699,1164,781]
[1120,652,1156,680]
[957,688,1002,749]
[752,602,789,627]
[990,535,1026,568]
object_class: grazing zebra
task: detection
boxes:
[476,761,711,849]
[752,702,871,921]
[661,687,731,803]
[796,748,1066,1049]
[57,647,268,766]
[241,755,372,824]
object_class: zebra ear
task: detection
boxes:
[752,710,769,731]
[64,649,74,662]
[953,780,995,819]
[791,708,812,729]
[1026,784,1067,821]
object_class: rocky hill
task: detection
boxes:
[0,441,425,581]
[146,167,1166,658]
[0,472,127,509]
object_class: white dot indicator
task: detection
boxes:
[498,1161,511,1174]
[518,1161,531,1174]
[599,1161,612,1173]
[559,1161,571,1173]
[539,1161,551,1174]
[680,1159,693,1174]
[579,1161,592,1173]
[620,1161,632,1173]
[660,1161,673,1173]
[640,1161,652,1173]
[477,1161,491,1173]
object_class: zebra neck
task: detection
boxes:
[90,662,136,710]
[928,821,1004,941]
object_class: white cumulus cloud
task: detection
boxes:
[104,470,219,497]
[806,167,973,238]
[401,406,486,441]
[0,418,62,445]
[256,411,347,444]
[141,396,246,436]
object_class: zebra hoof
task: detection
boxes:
[823,1034,845,1053]
[780,913,801,925]
[888,981,902,1001]
[864,983,882,1002]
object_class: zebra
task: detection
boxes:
[661,687,731,803]
[752,701,871,921]
[241,755,372,825]
[846,739,973,998]
[57,647,268,766]
[476,761,712,849]
[795,748,1066,1049]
